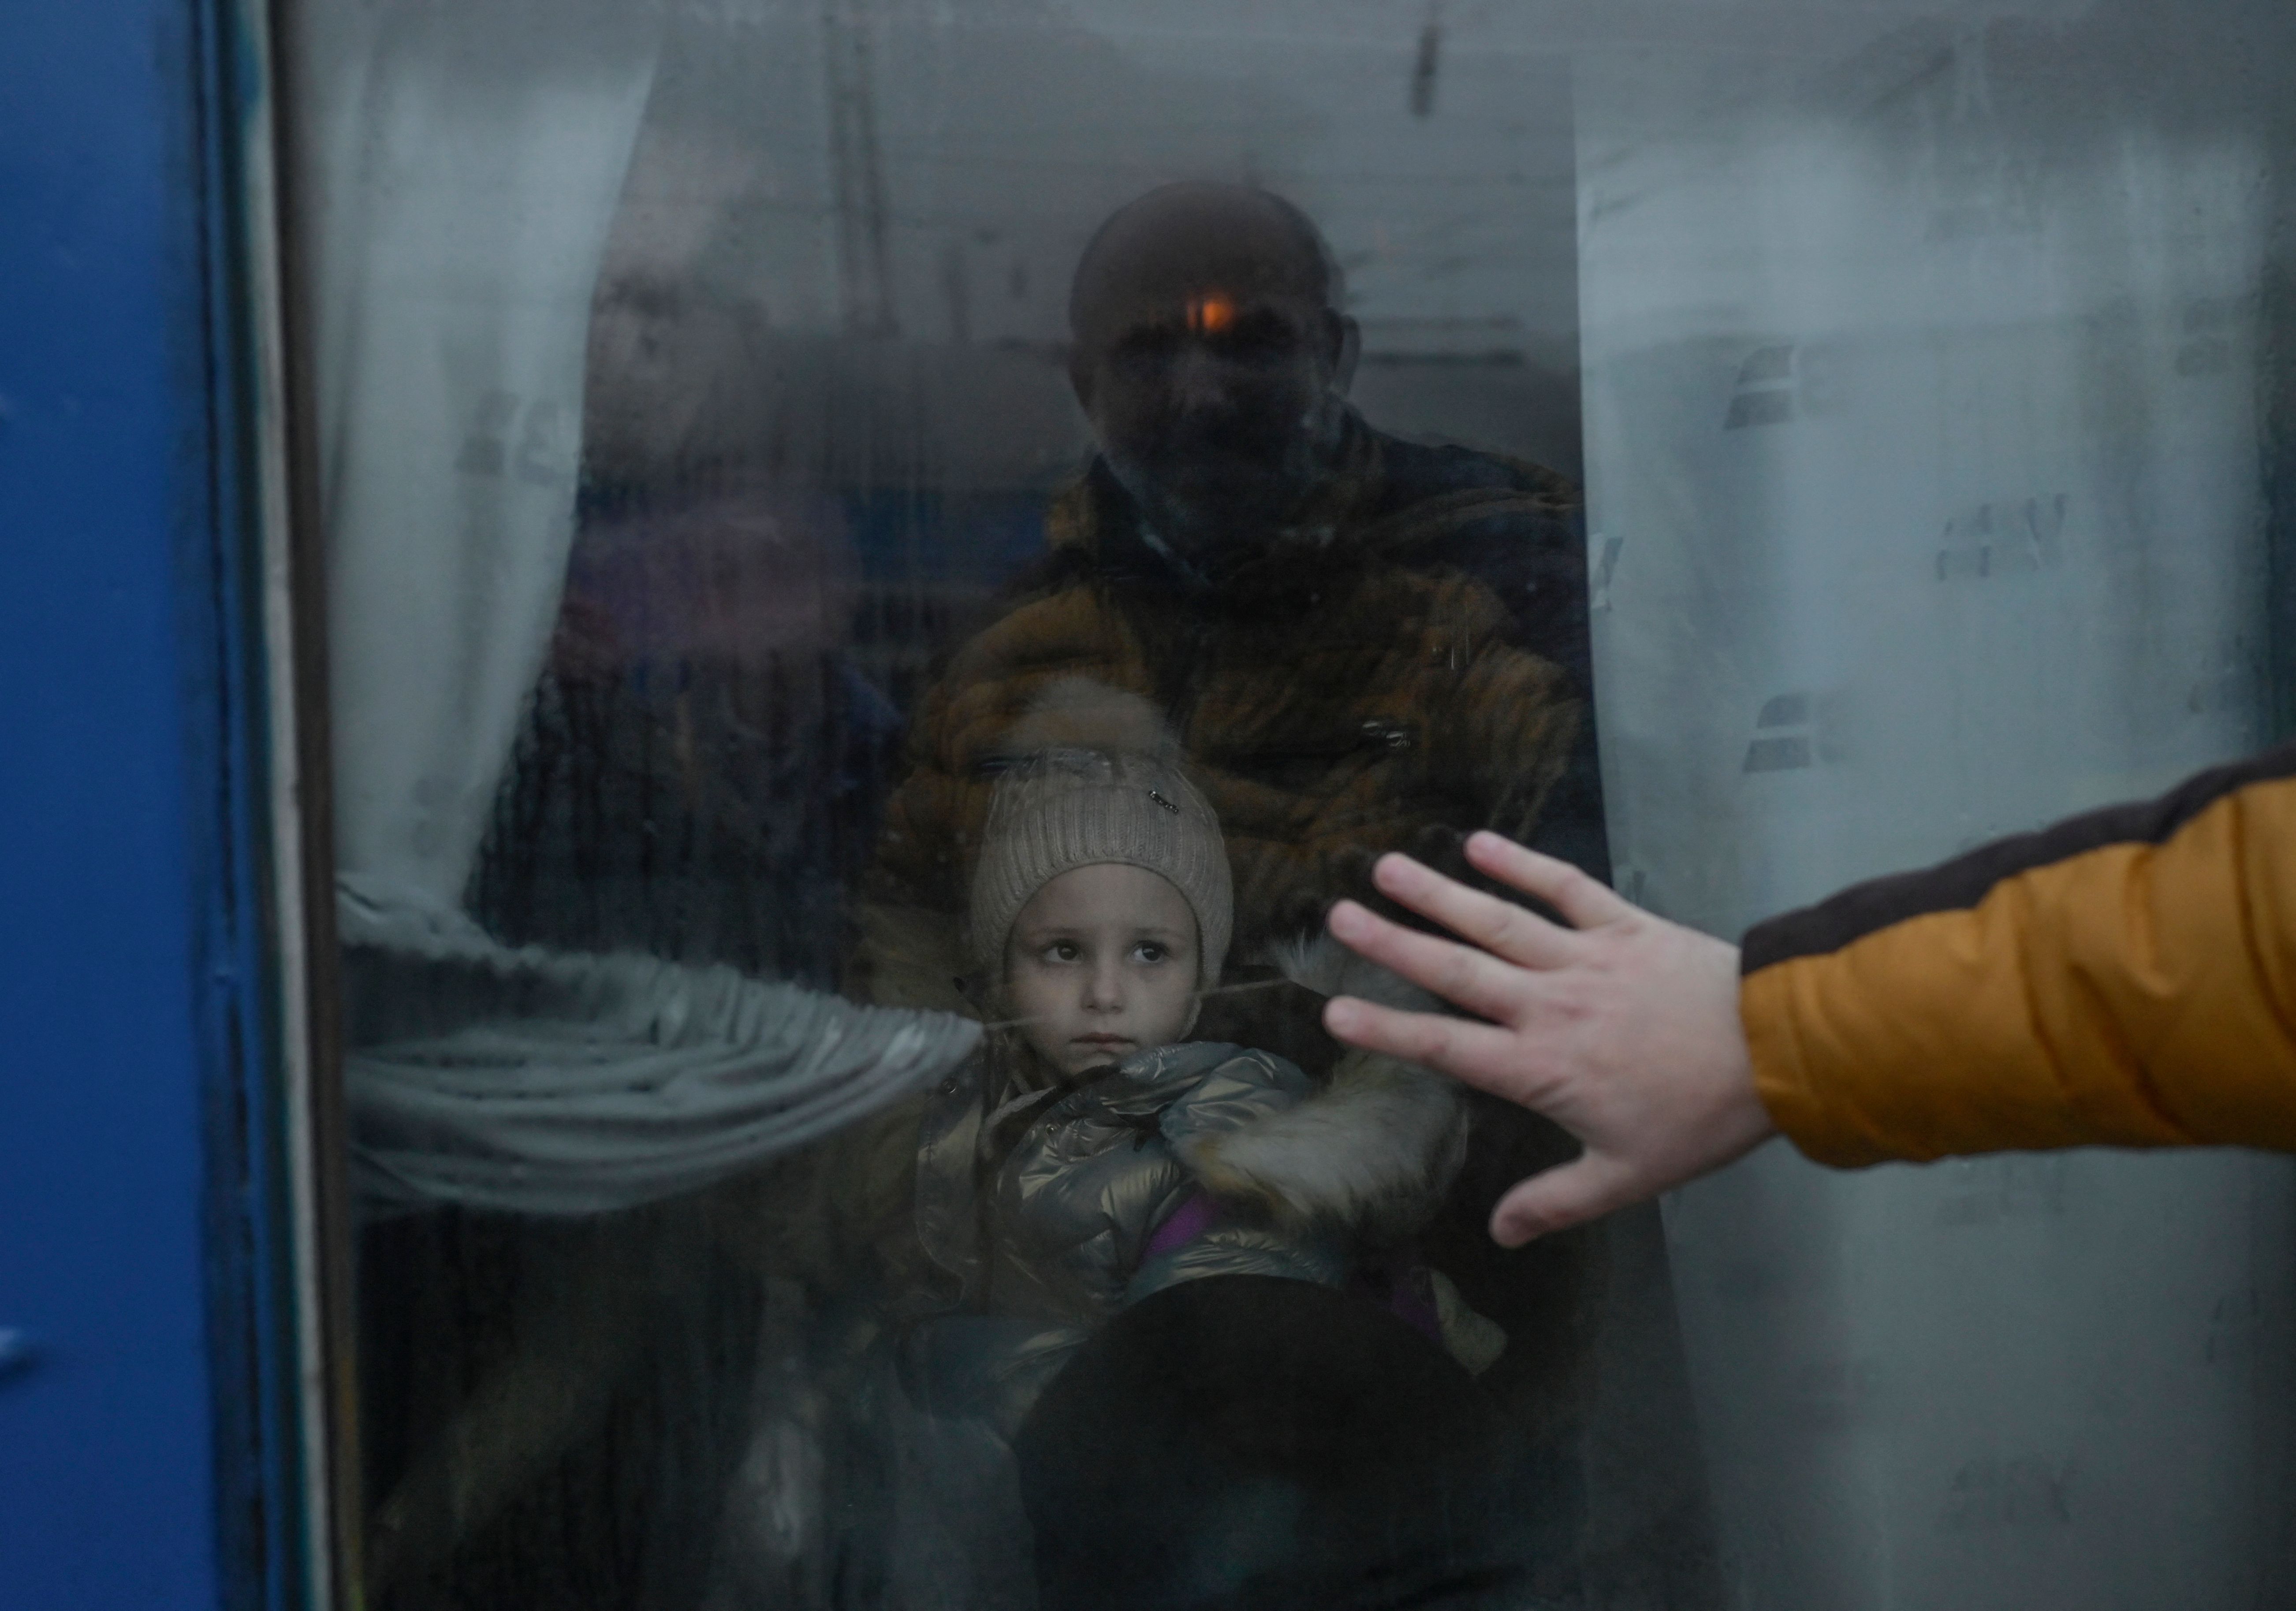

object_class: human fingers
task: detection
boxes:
[1486,1152,1651,1247]
[1320,993,1533,1092]
[1324,899,1542,1023]
[1365,852,1587,971]
[1464,832,1637,930]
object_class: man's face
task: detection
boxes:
[1004,863,1201,1077]
[1071,284,1346,553]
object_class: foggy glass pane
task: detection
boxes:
[283,1,2296,1607]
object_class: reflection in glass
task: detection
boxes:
[279,2,2296,1608]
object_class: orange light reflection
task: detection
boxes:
[1185,292,1237,335]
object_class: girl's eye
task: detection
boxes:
[1135,942,1168,963]
[1046,941,1081,963]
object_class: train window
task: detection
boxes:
[280,2,2296,1607]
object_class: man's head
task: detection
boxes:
[1068,183,1358,561]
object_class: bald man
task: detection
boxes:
[863,182,1606,1033]
[846,183,1722,1607]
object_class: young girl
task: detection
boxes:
[920,748,1338,1406]
[713,745,1495,1610]
[888,747,1489,1435]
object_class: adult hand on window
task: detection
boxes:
[1320,831,1775,1246]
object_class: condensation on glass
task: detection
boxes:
[283,1,2296,1608]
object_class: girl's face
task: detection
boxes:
[1004,863,1200,1077]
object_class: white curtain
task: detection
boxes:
[294,0,979,1219]
[1577,29,2296,1611]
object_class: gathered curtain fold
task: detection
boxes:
[300,0,977,1220]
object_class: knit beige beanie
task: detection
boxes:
[969,750,1234,989]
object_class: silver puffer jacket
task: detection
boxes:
[900,1040,1353,1436]
[712,1027,1480,1611]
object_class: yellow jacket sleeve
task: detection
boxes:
[1739,745,2296,1166]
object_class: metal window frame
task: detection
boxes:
[216,0,363,1602]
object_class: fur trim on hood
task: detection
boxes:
[989,676,1179,764]
[1182,934,1467,1242]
